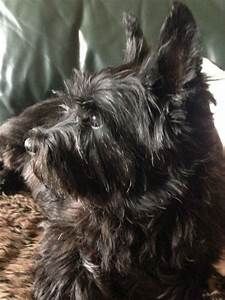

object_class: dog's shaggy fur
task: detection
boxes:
[1,2,225,299]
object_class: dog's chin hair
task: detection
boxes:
[0,2,225,299]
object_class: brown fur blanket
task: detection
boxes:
[0,194,42,299]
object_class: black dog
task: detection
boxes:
[0,2,225,299]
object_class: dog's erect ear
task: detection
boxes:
[123,13,149,65]
[155,2,201,93]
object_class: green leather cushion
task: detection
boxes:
[0,0,82,120]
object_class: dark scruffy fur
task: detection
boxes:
[0,2,225,299]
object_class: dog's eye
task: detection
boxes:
[82,109,102,129]
[90,115,102,129]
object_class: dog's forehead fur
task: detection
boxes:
[58,67,155,146]
[64,68,147,112]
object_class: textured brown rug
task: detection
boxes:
[0,194,43,300]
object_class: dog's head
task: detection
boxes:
[25,2,218,207]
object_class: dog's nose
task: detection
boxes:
[24,138,37,155]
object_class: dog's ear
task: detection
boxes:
[154,2,201,93]
[123,13,149,65]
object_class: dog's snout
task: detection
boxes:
[24,137,37,155]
